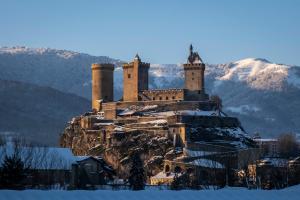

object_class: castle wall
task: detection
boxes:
[181,116,241,128]
[102,102,117,120]
[104,100,216,111]
[91,64,114,110]
[140,89,184,101]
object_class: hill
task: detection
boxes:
[0,80,90,145]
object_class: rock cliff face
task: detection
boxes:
[60,116,174,178]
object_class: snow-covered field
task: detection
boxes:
[0,186,299,200]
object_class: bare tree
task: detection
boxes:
[210,95,223,116]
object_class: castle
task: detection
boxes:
[91,45,210,119]
[61,45,258,185]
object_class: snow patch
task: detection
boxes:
[226,105,260,115]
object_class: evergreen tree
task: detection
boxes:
[170,173,182,190]
[0,154,26,189]
[128,153,145,190]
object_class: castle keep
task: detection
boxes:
[122,54,150,101]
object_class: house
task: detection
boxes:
[70,156,115,189]
[253,138,278,157]
[0,141,114,189]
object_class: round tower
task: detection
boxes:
[91,63,114,110]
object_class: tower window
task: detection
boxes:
[153,97,156,100]
[192,72,194,76]
[159,97,162,100]
[172,96,175,100]
[128,74,131,78]
[166,96,169,100]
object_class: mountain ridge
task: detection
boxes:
[1,46,299,140]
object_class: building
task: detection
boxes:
[253,138,278,157]
[0,141,113,189]
[61,45,259,185]
[92,45,209,116]
[70,156,115,189]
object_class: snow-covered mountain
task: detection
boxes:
[0,46,122,100]
[1,46,300,139]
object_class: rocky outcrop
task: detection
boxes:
[60,117,174,178]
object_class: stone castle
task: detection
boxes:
[92,45,209,119]
[61,45,258,185]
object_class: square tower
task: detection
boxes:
[122,54,150,101]
[183,45,205,92]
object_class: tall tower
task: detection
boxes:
[122,54,150,101]
[183,44,205,92]
[91,63,114,110]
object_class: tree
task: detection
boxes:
[277,133,299,158]
[0,154,26,189]
[170,172,182,190]
[128,153,145,190]
[210,95,223,116]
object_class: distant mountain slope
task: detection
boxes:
[0,46,121,100]
[147,59,300,137]
[0,79,90,146]
[1,46,300,138]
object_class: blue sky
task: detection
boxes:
[0,0,299,65]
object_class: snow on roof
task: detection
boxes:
[289,157,300,164]
[254,138,277,142]
[140,119,168,125]
[118,105,158,116]
[114,126,125,132]
[118,109,136,116]
[190,158,224,169]
[184,148,217,157]
[0,143,77,170]
[258,158,288,167]
[155,110,219,117]
[140,105,158,111]
[94,122,113,126]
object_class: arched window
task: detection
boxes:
[166,96,169,100]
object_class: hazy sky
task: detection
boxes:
[0,0,299,65]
